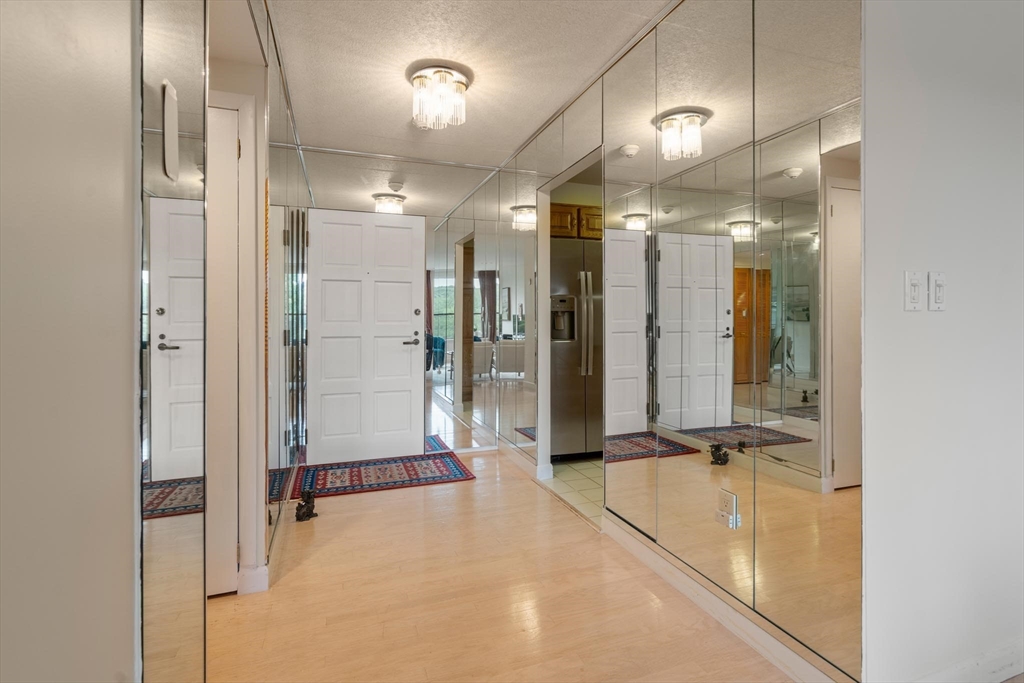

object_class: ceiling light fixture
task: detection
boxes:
[658,111,708,161]
[411,66,469,130]
[727,220,759,241]
[373,193,406,214]
[623,213,649,231]
[511,205,537,229]
[620,144,640,158]
[782,167,804,179]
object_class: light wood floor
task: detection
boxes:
[206,445,788,683]
[606,444,861,679]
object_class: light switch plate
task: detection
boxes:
[904,271,924,311]
[928,271,946,311]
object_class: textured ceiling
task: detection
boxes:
[209,0,265,66]
[269,0,670,167]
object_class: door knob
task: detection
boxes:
[403,339,420,346]
[721,333,733,339]
[157,342,180,350]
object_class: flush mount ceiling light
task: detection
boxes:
[658,111,709,161]
[727,220,759,241]
[373,193,406,214]
[511,205,537,229]
[782,167,804,179]
[619,144,640,158]
[623,213,650,231]
[411,66,469,130]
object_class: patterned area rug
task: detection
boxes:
[784,405,819,421]
[424,434,451,453]
[292,453,475,499]
[605,431,701,462]
[515,427,536,441]
[268,468,289,503]
[143,477,204,520]
[677,424,811,448]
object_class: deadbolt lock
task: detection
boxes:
[414,308,421,316]
[155,307,166,316]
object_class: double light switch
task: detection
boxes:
[905,271,947,312]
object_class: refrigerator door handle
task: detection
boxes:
[586,271,595,376]
[578,270,588,375]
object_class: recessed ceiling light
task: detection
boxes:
[782,167,803,179]
[658,111,710,161]
[411,66,469,130]
[373,193,406,214]
[623,213,649,231]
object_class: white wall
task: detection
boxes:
[863,2,1024,681]
[0,1,139,680]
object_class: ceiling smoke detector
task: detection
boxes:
[619,144,640,159]
[782,167,804,180]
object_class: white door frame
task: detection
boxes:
[206,90,263,596]
[306,208,426,464]
[822,176,862,488]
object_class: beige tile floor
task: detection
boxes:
[540,458,605,526]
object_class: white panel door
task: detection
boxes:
[149,198,204,481]
[658,233,733,430]
[307,209,425,464]
[605,229,648,435]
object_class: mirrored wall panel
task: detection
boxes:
[141,1,206,681]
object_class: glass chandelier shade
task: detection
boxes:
[412,68,468,130]
[660,112,705,161]
[623,213,649,231]
[372,193,406,214]
[511,205,537,230]
[727,220,758,241]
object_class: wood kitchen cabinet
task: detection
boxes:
[549,203,603,240]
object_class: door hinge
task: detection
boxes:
[830,204,834,217]
[657,249,661,261]
[644,248,648,262]
[283,330,290,346]
[656,402,661,415]
[304,230,309,247]
[657,325,661,338]
[646,402,650,415]
[236,543,240,563]
[284,428,291,446]
[237,138,241,159]
[283,229,290,246]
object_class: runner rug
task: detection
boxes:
[605,431,701,462]
[143,477,205,520]
[514,427,536,441]
[292,452,475,499]
[268,468,289,503]
[676,424,811,449]
[424,434,450,453]
[783,405,819,421]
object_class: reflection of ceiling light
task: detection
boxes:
[811,231,819,250]
[782,167,803,179]
[658,111,708,161]
[619,144,640,158]
[727,220,759,241]
[623,213,649,231]
[662,206,674,215]
[373,193,406,214]
[411,66,469,130]
[770,215,782,224]
[511,205,536,229]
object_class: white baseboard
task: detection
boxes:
[916,637,1024,683]
[602,514,842,683]
[237,565,269,595]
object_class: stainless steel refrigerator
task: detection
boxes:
[550,238,603,460]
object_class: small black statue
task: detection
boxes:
[295,489,318,522]
[710,443,730,466]
[801,389,810,404]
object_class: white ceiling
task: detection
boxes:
[210,0,265,66]
[269,0,670,167]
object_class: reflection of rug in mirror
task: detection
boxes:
[676,424,811,448]
[268,468,289,503]
[141,458,150,483]
[292,453,475,499]
[143,477,204,519]
[605,432,701,463]
[783,405,819,421]
[424,434,451,453]
[515,427,536,441]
